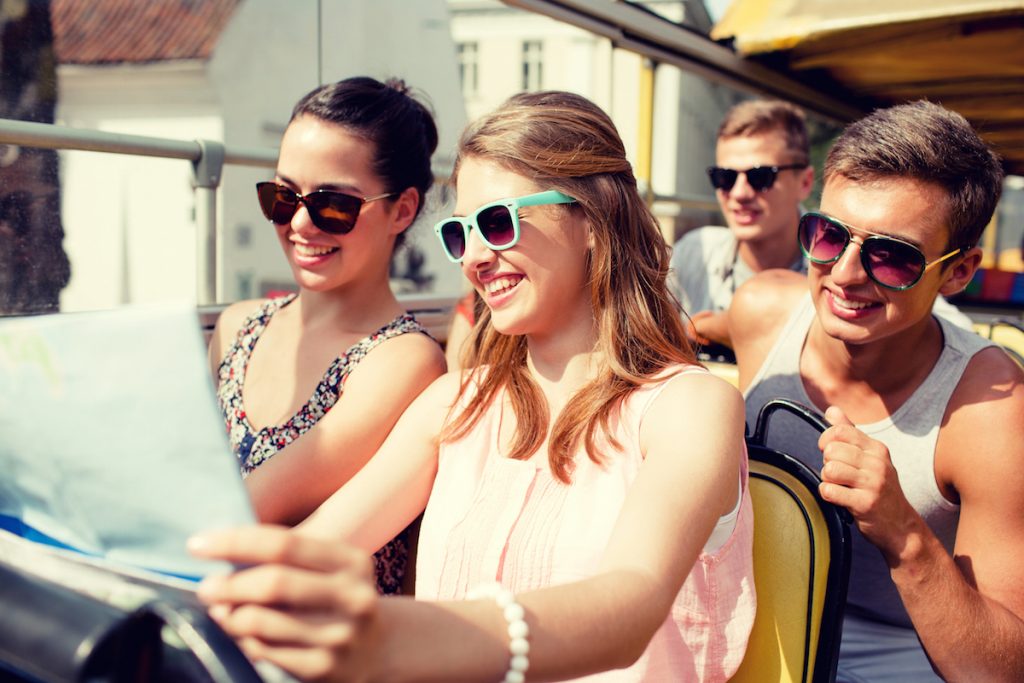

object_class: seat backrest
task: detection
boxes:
[973,318,1024,367]
[731,400,852,683]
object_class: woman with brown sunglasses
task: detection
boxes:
[205,77,446,595]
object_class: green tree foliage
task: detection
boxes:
[0,0,70,313]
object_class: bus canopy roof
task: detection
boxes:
[711,0,1024,174]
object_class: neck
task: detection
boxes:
[294,273,403,332]
[525,317,601,405]
[805,315,944,395]
[736,234,803,273]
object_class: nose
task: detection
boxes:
[726,172,757,200]
[460,225,497,274]
[289,200,321,236]
[829,236,870,286]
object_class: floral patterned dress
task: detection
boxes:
[216,293,428,594]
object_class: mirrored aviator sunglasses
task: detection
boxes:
[433,190,577,263]
[798,212,961,291]
[706,164,807,192]
[255,181,395,235]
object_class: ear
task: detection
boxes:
[796,164,815,201]
[939,245,982,297]
[388,187,421,236]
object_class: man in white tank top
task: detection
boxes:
[728,101,1024,681]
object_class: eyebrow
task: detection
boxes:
[831,215,926,251]
[275,173,362,195]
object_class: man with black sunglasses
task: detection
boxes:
[670,99,815,346]
[730,101,1024,682]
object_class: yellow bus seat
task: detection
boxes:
[698,342,740,387]
[972,318,1024,367]
[706,360,740,387]
[731,399,852,683]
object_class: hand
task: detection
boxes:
[688,310,732,347]
[189,525,378,682]
[818,407,922,562]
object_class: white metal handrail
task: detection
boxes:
[0,117,278,305]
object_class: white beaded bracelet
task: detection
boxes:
[468,582,531,683]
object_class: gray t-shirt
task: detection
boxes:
[669,226,804,314]
[669,225,975,330]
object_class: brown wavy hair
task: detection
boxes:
[824,100,1003,253]
[442,91,698,483]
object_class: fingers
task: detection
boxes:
[818,406,876,454]
[210,602,363,649]
[188,525,373,576]
[824,405,853,427]
[197,562,378,614]
[238,640,338,683]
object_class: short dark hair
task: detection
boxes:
[290,77,439,246]
[718,99,809,163]
[824,100,1004,251]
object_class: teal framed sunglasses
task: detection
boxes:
[433,190,577,262]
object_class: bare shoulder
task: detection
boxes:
[207,298,266,373]
[728,270,806,389]
[943,347,1024,489]
[643,368,745,444]
[730,269,805,327]
[343,329,446,388]
[213,298,266,339]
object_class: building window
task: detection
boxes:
[457,42,478,98]
[521,40,543,91]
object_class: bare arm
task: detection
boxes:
[900,350,1024,681]
[444,307,474,373]
[192,372,746,682]
[819,350,1024,682]
[242,332,446,525]
[690,309,730,347]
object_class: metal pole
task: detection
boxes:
[192,139,226,305]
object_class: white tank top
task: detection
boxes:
[744,294,993,628]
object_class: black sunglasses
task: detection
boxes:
[706,164,807,192]
[798,212,962,291]
[255,182,396,235]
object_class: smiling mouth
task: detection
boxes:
[294,243,338,257]
[830,291,878,310]
[483,275,523,296]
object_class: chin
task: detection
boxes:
[727,223,764,240]
[487,309,539,338]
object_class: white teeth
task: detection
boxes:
[484,276,522,296]
[294,243,337,257]
[832,293,873,310]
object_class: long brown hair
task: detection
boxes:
[442,91,697,483]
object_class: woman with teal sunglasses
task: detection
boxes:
[193,91,754,682]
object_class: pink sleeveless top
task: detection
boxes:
[416,366,756,682]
